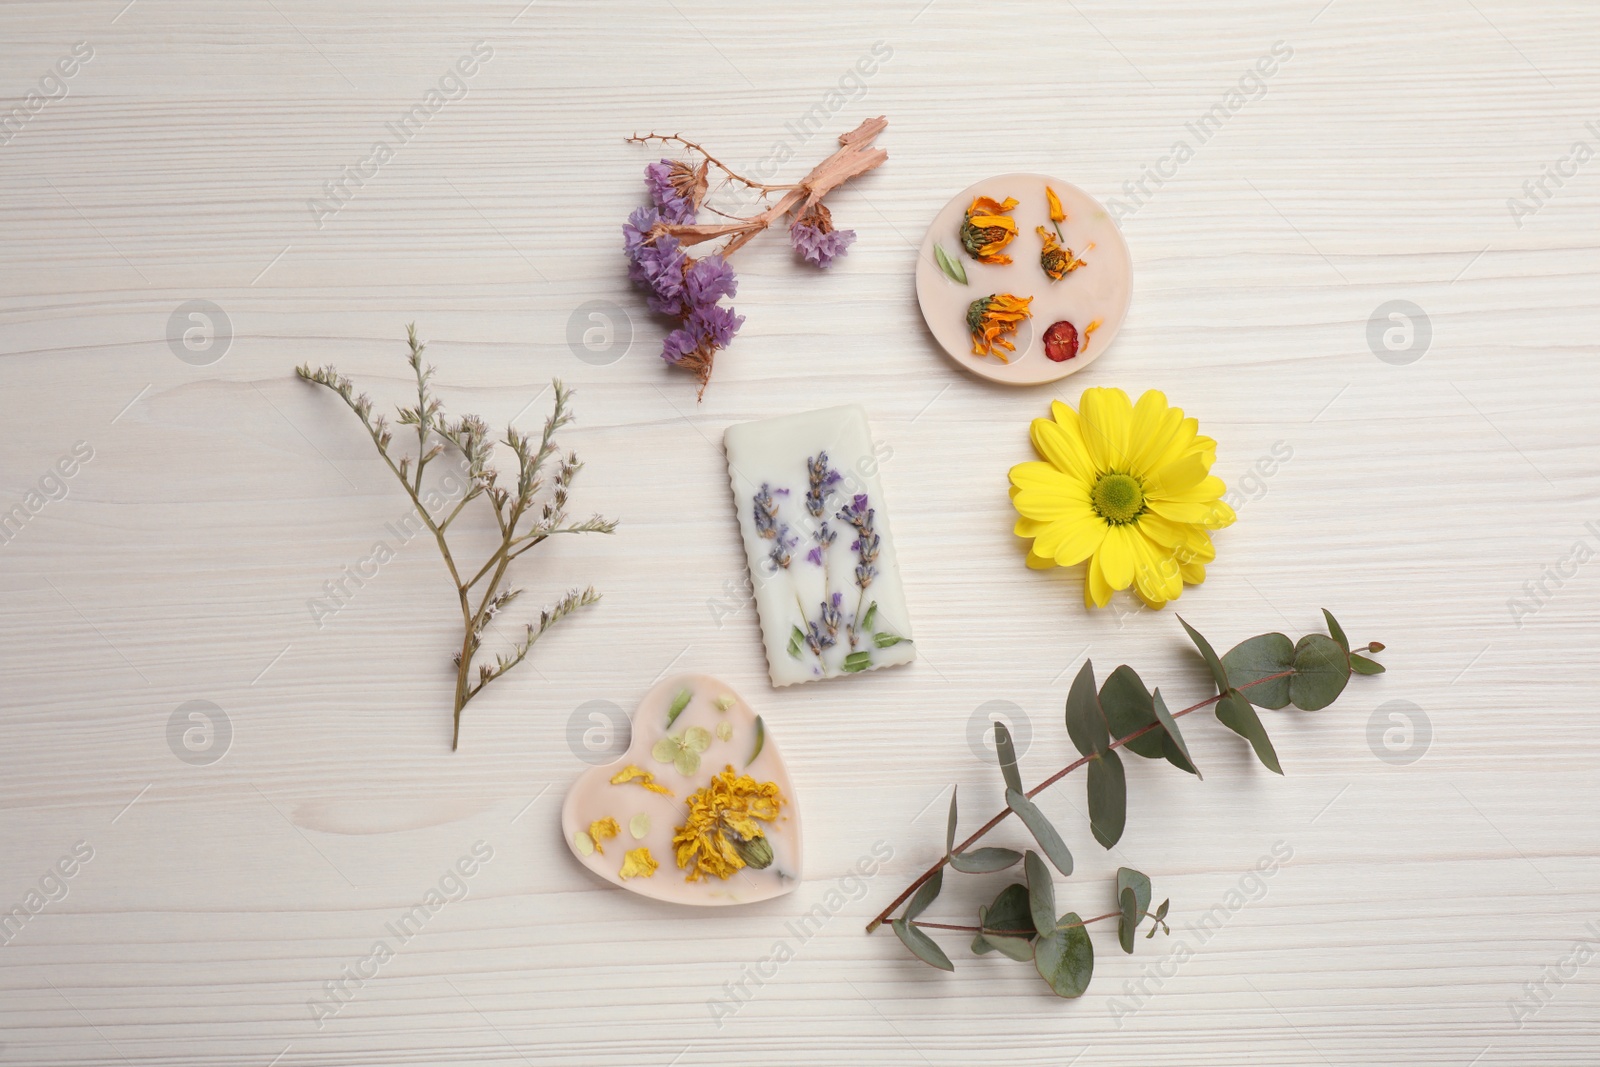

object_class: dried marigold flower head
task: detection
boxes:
[967,293,1033,361]
[672,765,785,882]
[1037,226,1086,282]
[960,196,1019,264]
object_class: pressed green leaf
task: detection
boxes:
[934,243,968,285]
[1221,632,1294,709]
[1118,886,1138,954]
[1216,691,1283,774]
[946,786,958,852]
[1035,914,1095,998]
[1322,609,1349,654]
[1008,788,1074,875]
[1024,851,1055,935]
[787,626,805,659]
[841,650,873,673]
[746,715,765,767]
[1087,749,1128,848]
[1289,633,1349,710]
[994,721,1023,795]
[873,632,908,648]
[1349,652,1386,675]
[1116,867,1153,917]
[861,601,879,631]
[1064,660,1108,757]
[1099,664,1163,759]
[1153,688,1201,779]
[1178,615,1231,693]
[906,869,943,921]
[949,847,1024,874]
[666,687,692,727]
[892,916,954,971]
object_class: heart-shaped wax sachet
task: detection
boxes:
[561,674,802,905]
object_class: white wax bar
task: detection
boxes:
[724,405,915,687]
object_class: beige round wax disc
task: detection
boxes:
[915,173,1132,386]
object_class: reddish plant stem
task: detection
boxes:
[862,651,1381,935]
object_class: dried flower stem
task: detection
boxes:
[296,324,617,750]
[626,131,798,194]
[865,649,1377,934]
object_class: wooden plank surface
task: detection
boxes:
[1,1,1597,1063]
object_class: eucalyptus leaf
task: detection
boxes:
[1147,898,1170,938]
[1220,632,1294,709]
[994,721,1023,795]
[1008,788,1074,875]
[984,933,1039,962]
[1035,914,1094,998]
[946,786,958,853]
[979,883,1037,943]
[1100,664,1163,759]
[1118,886,1138,954]
[906,868,943,921]
[892,916,954,972]
[1321,609,1349,653]
[1178,615,1231,693]
[1087,749,1128,848]
[1216,691,1283,774]
[1349,652,1386,675]
[1289,633,1349,710]
[1153,688,1201,779]
[1065,660,1108,757]
[1116,867,1152,916]
[1024,851,1055,935]
[949,847,1024,874]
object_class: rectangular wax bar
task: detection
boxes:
[724,405,915,687]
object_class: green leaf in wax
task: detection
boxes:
[1178,615,1231,693]
[1024,850,1056,935]
[1007,788,1074,875]
[746,715,765,767]
[972,883,1037,958]
[993,721,1024,795]
[1099,664,1163,759]
[787,626,805,659]
[892,916,955,971]
[1290,633,1350,710]
[934,242,968,285]
[1035,913,1095,998]
[906,868,943,921]
[861,601,878,631]
[946,785,958,853]
[1153,688,1201,779]
[949,847,1024,874]
[1087,749,1128,848]
[1064,660,1109,757]
[1216,691,1283,774]
[1322,608,1350,654]
[841,650,872,673]
[665,687,692,728]
[1221,633,1294,709]
[873,632,908,648]
[1349,652,1386,675]
[1118,886,1139,954]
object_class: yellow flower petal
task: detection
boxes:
[1130,530,1182,605]
[1084,552,1113,608]
[1026,549,1058,570]
[588,817,620,856]
[1030,417,1098,484]
[1135,415,1201,477]
[1096,524,1138,590]
[1034,513,1109,566]
[619,846,659,880]
[1078,387,1133,470]
[1146,452,1211,498]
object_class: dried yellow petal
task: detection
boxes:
[1045,185,1066,223]
[629,813,650,839]
[619,846,659,880]
[609,764,674,796]
[588,816,620,855]
[672,765,786,883]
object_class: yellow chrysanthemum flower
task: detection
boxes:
[1009,388,1235,609]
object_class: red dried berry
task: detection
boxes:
[1043,320,1079,362]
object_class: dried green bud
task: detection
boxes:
[728,829,774,870]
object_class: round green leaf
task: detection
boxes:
[1035,914,1095,998]
[1116,867,1152,917]
[1289,633,1350,711]
[1221,632,1294,709]
[1099,664,1163,759]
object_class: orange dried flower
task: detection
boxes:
[1037,226,1087,281]
[960,196,1019,264]
[967,293,1033,361]
[1045,186,1066,224]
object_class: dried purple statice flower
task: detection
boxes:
[837,492,880,590]
[643,158,708,224]
[790,202,857,269]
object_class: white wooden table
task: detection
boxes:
[3,2,1596,1063]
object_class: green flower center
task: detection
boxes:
[1092,473,1145,525]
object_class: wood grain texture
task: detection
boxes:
[1,0,1597,1063]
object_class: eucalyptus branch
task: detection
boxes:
[868,613,1386,999]
[295,325,617,750]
